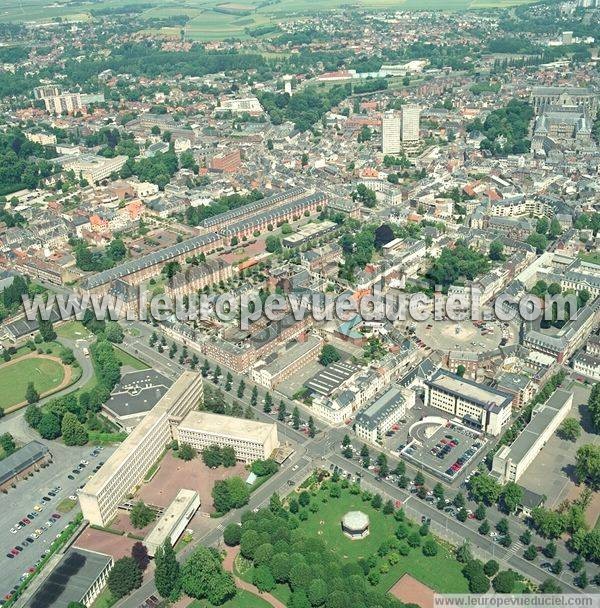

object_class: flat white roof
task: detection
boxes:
[145,489,199,551]
[179,410,276,444]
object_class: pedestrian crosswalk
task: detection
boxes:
[504,539,523,556]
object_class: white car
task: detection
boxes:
[80,460,89,466]
[10,527,17,534]
[292,464,299,471]
[69,495,77,501]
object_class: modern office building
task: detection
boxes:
[27,548,113,608]
[79,373,203,527]
[54,153,127,184]
[145,489,200,557]
[175,411,279,463]
[424,369,512,436]
[491,389,573,483]
[355,386,410,443]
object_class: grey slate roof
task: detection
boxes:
[0,441,49,486]
[80,232,221,290]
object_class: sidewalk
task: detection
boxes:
[223,545,286,608]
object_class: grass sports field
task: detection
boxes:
[0,355,66,410]
[0,0,539,36]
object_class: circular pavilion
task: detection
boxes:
[341,510,370,539]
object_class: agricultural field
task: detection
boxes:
[0,0,540,34]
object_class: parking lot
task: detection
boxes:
[0,442,115,604]
[402,421,486,483]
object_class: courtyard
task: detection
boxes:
[413,318,511,355]
[136,450,248,512]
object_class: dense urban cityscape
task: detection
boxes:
[0,0,599,607]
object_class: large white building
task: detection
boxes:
[355,386,414,443]
[175,411,279,463]
[382,111,402,154]
[381,106,421,154]
[491,389,572,483]
[79,373,203,527]
[56,153,128,184]
[401,104,421,144]
[424,369,512,436]
[145,489,200,557]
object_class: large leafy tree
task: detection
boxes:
[107,557,142,599]
[575,444,600,489]
[130,501,155,529]
[154,540,179,598]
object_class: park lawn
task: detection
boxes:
[298,488,469,593]
[113,346,150,371]
[578,251,600,266]
[56,320,93,341]
[0,356,65,409]
[239,486,469,599]
[188,589,273,608]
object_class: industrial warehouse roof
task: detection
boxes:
[28,548,111,608]
[80,232,221,290]
[0,441,49,487]
[304,360,360,396]
[4,307,61,340]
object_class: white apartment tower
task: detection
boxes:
[382,106,421,154]
[382,111,401,154]
[401,104,421,144]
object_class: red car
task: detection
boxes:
[51,513,61,519]
[27,566,36,573]
[10,548,19,556]
[22,518,31,525]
